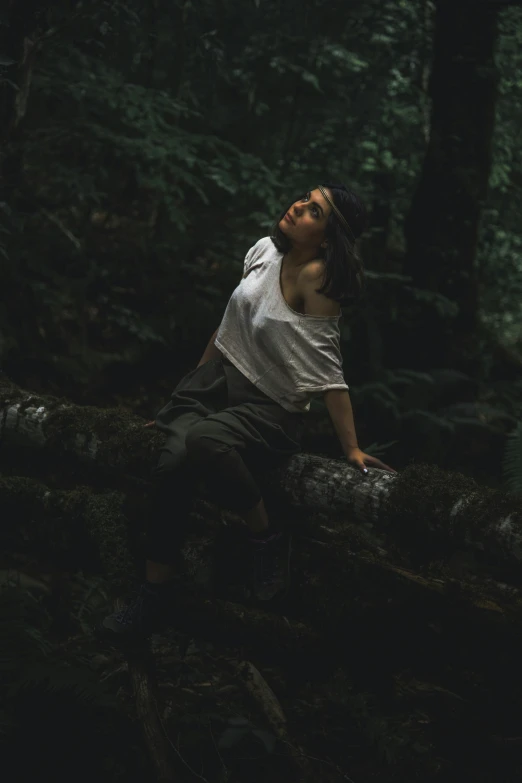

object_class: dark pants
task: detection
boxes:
[145,355,306,565]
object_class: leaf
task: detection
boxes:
[301,71,322,92]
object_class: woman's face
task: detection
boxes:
[278,187,333,248]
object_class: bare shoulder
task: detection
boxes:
[299,260,325,282]
[299,260,341,317]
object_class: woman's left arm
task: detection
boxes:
[300,270,397,475]
[323,389,397,474]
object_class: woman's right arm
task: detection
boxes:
[144,327,221,427]
[145,273,244,428]
[196,269,245,368]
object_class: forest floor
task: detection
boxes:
[2,366,522,781]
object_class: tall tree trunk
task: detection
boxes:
[402,0,500,370]
[367,171,393,275]
[0,2,52,174]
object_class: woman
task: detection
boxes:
[102,183,396,639]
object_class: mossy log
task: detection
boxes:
[4,471,522,685]
[1,374,522,586]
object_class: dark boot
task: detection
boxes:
[247,530,290,600]
[100,579,180,640]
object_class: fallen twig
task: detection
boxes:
[235,659,314,781]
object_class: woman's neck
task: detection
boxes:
[283,245,321,268]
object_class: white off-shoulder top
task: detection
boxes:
[215,236,349,413]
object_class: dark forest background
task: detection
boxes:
[2,0,522,486]
[2,1,522,782]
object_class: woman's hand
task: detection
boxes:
[144,420,156,428]
[346,447,397,475]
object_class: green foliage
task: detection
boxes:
[29,42,278,228]
[479,212,522,343]
[0,0,521,486]
[478,6,522,340]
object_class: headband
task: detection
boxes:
[317,185,355,241]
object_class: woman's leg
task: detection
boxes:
[100,437,205,638]
[101,359,230,638]
[184,418,291,600]
[144,421,270,587]
[144,458,198,582]
[186,441,270,533]
[243,497,270,534]
[185,424,264,517]
[143,358,229,583]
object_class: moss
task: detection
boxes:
[5,376,522,654]
[382,462,522,570]
[1,375,161,485]
[82,490,136,590]
[0,475,135,591]
[53,403,163,486]
[0,376,28,405]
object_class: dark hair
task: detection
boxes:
[270,182,368,304]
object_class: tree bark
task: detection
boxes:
[4,469,522,697]
[4,469,520,609]
[3,374,522,687]
[2,374,522,584]
[402,0,500,370]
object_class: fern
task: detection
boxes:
[29,43,277,224]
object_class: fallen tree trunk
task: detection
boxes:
[3,473,522,652]
[0,475,136,590]
[5,469,522,730]
[2,375,522,584]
